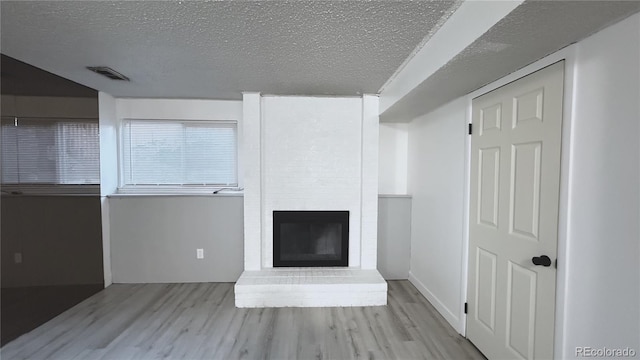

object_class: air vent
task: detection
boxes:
[86,66,129,81]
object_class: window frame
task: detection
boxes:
[116,118,241,195]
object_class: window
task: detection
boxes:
[120,119,237,191]
[1,116,100,192]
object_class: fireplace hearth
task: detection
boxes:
[273,211,349,267]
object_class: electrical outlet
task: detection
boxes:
[196,248,204,259]
[14,252,22,264]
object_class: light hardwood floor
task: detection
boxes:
[1,280,484,360]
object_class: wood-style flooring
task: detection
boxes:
[1,284,103,346]
[1,280,485,360]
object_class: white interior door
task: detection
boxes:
[467,62,564,360]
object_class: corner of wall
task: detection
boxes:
[408,271,464,334]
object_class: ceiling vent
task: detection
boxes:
[86,66,129,81]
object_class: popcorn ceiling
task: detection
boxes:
[0,1,459,99]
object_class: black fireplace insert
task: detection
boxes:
[273,210,349,267]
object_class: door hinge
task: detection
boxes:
[464,302,468,314]
[468,123,473,135]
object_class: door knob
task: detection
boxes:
[532,255,552,267]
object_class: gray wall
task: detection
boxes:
[377,195,411,279]
[110,195,244,283]
[1,196,104,287]
[109,195,412,283]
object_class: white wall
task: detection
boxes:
[379,123,408,194]
[407,97,468,333]
[98,92,117,286]
[403,12,640,358]
[561,14,639,358]
[115,98,242,121]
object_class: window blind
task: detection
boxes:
[121,119,237,187]
[1,116,100,186]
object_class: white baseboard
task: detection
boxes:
[408,271,464,334]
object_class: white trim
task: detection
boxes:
[555,48,577,360]
[121,118,238,124]
[107,192,243,198]
[409,271,463,334]
[116,109,124,190]
[462,45,577,359]
[466,52,574,99]
[459,98,472,337]
[116,186,241,195]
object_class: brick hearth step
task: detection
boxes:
[234,267,387,308]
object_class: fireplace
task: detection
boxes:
[236,95,386,308]
[273,211,349,267]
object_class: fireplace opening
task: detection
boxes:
[273,211,349,267]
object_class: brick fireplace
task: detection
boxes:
[234,93,387,308]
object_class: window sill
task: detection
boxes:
[378,194,412,198]
[1,184,100,196]
[107,192,243,198]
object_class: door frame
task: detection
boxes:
[460,46,578,359]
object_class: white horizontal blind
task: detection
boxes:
[1,116,100,186]
[121,120,237,187]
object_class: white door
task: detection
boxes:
[467,62,564,360]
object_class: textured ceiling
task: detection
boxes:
[0,1,460,99]
[380,0,640,122]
